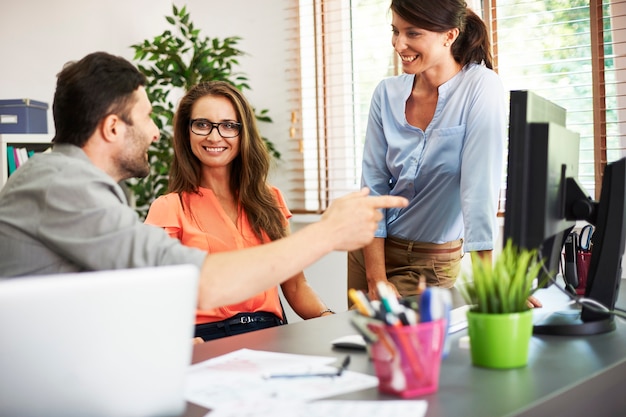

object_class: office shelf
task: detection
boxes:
[0,134,52,187]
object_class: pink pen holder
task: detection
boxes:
[368,319,446,398]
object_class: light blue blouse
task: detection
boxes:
[362,63,506,252]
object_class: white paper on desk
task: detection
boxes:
[185,349,379,410]
[205,399,428,417]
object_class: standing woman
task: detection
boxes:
[146,81,334,341]
[348,0,532,307]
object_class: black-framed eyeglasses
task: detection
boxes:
[190,119,241,138]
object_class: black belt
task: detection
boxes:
[219,313,283,327]
[195,311,284,341]
[198,311,283,331]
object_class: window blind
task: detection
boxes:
[286,0,397,213]
[492,0,626,204]
[287,0,625,213]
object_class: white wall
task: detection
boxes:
[0,1,292,198]
[0,1,170,117]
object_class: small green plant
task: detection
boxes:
[459,240,545,314]
[125,5,280,219]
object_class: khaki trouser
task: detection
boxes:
[347,237,465,307]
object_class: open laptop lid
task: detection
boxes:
[0,264,199,417]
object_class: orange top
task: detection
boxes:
[145,186,291,324]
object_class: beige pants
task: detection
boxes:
[347,237,465,307]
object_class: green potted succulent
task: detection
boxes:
[125,5,280,219]
[458,239,545,369]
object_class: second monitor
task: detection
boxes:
[503,90,626,336]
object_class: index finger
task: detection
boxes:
[368,195,409,210]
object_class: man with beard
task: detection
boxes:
[0,52,408,312]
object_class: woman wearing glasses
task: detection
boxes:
[145,81,334,341]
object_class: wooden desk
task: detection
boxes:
[183,286,626,417]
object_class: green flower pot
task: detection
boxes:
[467,310,533,369]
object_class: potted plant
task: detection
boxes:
[458,239,544,369]
[125,5,280,219]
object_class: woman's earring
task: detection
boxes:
[444,42,450,47]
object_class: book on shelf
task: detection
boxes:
[18,147,28,165]
[7,146,17,175]
[6,146,42,176]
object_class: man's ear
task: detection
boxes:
[100,114,124,143]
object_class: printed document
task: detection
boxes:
[185,349,379,409]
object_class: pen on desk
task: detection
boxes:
[432,288,451,320]
[367,321,397,358]
[350,315,379,344]
[396,308,411,326]
[376,282,416,326]
[429,287,452,357]
[419,287,452,324]
[401,307,418,325]
[369,299,384,320]
[348,288,375,317]
[336,354,350,376]
[263,355,351,379]
[385,313,423,379]
[419,287,433,323]
[376,282,401,314]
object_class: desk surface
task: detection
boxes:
[183,286,626,417]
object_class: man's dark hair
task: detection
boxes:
[52,52,147,146]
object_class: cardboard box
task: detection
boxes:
[0,99,48,134]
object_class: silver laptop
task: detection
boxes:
[0,264,199,417]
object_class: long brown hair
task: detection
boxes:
[390,0,493,69]
[168,81,286,241]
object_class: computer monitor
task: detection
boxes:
[504,90,626,336]
[504,90,576,288]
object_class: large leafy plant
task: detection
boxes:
[459,240,545,314]
[126,5,280,219]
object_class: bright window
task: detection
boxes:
[288,0,625,212]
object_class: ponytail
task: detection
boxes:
[452,8,493,69]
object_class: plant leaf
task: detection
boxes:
[460,239,540,314]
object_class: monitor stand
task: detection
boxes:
[533,308,615,336]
